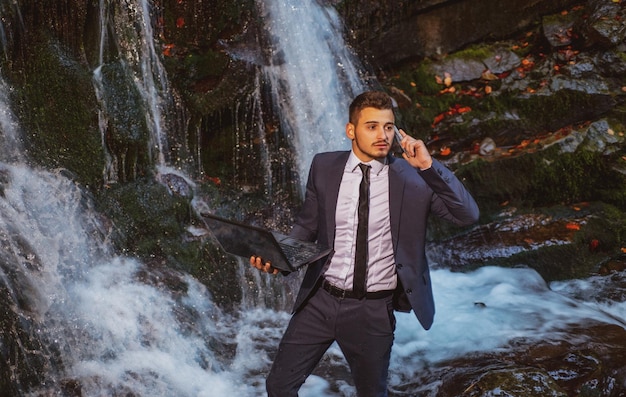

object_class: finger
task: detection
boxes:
[262,261,273,273]
[405,141,416,157]
[250,256,262,270]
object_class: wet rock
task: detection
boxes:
[548,74,611,95]
[341,0,580,65]
[464,367,568,397]
[582,119,622,154]
[158,172,194,199]
[430,57,485,83]
[542,9,578,48]
[482,47,521,74]
[595,50,626,77]
[561,54,597,79]
[552,129,585,153]
[478,137,496,156]
[411,322,626,397]
[583,0,626,47]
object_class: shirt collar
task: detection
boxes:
[347,151,388,176]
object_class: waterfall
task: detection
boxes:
[93,0,177,183]
[0,162,294,395]
[0,77,22,162]
[258,0,370,191]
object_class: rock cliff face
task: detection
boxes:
[338,0,581,65]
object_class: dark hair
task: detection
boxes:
[349,91,393,125]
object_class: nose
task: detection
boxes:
[376,126,387,140]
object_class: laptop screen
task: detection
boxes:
[202,214,292,271]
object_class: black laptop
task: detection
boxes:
[202,213,332,273]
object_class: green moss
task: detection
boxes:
[449,43,493,62]
[456,144,625,213]
[14,37,103,189]
[387,60,438,97]
[98,178,188,255]
[386,60,464,137]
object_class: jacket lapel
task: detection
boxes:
[325,152,349,246]
[388,157,406,249]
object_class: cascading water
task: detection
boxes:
[0,78,22,161]
[1,0,626,396]
[0,161,294,396]
[258,0,370,192]
[93,0,181,183]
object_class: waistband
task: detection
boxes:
[320,278,393,300]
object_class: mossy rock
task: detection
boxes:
[13,36,103,189]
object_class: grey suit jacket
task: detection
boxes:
[288,151,479,330]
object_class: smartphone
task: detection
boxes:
[393,125,407,155]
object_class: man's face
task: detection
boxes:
[346,107,395,162]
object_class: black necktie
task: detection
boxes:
[353,163,370,298]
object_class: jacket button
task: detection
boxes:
[406,289,412,294]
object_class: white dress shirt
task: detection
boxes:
[323,151,397,292]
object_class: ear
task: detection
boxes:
[346,122,355,140]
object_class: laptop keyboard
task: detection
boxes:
[279,241,321,264]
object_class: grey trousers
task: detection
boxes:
[266,286,396,397]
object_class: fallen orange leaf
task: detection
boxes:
[566,223,580,231]
[206,176,221,186]
[432,114,445,127]
[440,146,451,156]
[176,17,185,28]
[162,43,175,56]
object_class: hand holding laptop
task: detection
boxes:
[202,213,331,273]
[250,255,280,275]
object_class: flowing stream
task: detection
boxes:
[0,0,625,396]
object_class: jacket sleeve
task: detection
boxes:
[418,159,479,226]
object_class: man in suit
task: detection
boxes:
[251,90,479,397]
